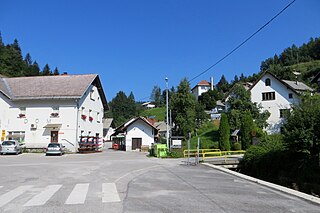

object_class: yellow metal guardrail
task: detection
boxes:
[184,149,246,162]
[183,149,220,158]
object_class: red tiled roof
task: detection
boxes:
[197,80,210,86]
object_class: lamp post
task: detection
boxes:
[165,77,169,150]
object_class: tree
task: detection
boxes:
[170,78,196,137]
[128,92,137,117]
[219,113,231,151]
[110,91,137,127]
[150,86,161,106]
[216,75,230,93]
[198,89,223,110]
[53,67,60,75]
[284,93,320,167]
[241,111,254,150]
[226,84,269,130]
[42,64,52,76]
[24,53,33,66]
[195,102,209,128]
[0,31,3,47]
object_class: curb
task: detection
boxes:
[202,163,320,206]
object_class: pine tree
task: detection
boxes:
[42,64,52,76]
[24,53,33,66]
[53,67,59,75]
[0,31,3,47]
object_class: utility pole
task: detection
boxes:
[165,77,169,151]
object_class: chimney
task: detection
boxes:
[210,76,214,91]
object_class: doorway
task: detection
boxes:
[51,131,59,143]
[132,138,142,150]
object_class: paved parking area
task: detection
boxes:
[0,150,319,212]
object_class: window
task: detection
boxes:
[7,131,25,143]
[280,109,290,118]
[262,92,275,101]
[19,107,26,118]
[265,78,271,86]
[51,106,59,117]
[90,89,95,100]
[288,93,293,99]
[97,112,100,123]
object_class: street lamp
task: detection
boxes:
[165,77,169,150]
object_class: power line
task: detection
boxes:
[188,0,297,83]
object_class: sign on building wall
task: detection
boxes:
[1,130,5,141]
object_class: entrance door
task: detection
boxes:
[51,131,59,143]
[132,138,142,150]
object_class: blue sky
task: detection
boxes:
[1,0,320,102]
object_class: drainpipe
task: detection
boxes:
[75,99,80,152]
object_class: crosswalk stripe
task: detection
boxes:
[0,185,33,207]
[24,185,62,207]
[65,183,89,205]
[102,183,120,203]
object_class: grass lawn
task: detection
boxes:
[139,107,166,121]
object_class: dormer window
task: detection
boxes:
[265,78,271,86]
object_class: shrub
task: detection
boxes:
[233,142,241,150]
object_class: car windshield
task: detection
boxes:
[48,144,60,148]
[2,141,16,146]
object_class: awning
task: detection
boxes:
[43,124,62,128]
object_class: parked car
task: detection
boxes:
[0,140,22,155]
[45,143,65,156]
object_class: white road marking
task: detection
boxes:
[24,184,62,206]
[102,183,120,203]
[0,185,33,207]
[65,183,89,205]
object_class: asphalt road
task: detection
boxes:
[0,149,319,213]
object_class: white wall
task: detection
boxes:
[0,99,78,151]
[250,73,299,133]
[78,85,104,141]
[192,85,210,100]
[125,120,155,151]
[0,84,105,153]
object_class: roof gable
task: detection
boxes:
[250,71,314,94]
[113,117,158,135]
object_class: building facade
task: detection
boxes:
[0,74,108,152]
[250,71,312,133]
[112,117,158,151]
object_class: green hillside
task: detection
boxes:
[139,107,166,121]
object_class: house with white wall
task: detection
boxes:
[0,74,108,152]
[111,117,158,151]
[191,77,214,100]
[250,71,313,133]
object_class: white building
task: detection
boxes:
[250,71,313,133]
[191,78,213,100]
[111,117,158,151]
[0,74,108,152]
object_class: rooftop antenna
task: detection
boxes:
[293,69,301,85]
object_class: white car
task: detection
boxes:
[0,140,22,155]
[46,143,65,156]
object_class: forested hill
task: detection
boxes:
[0,32,59,77]
[258,37,320,83]
[215,37,320,92]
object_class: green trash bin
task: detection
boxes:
[154,144,167,157]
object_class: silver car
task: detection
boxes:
[0,140,22,155]
[46,143,65,156]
